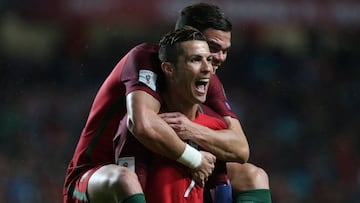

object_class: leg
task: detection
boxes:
[87,164,145,203]
[227,163,272,203]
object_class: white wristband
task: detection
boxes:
[176,144,202,169]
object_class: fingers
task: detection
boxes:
[159,112,187,130]
[192,168,212,187]
[190,151,216,187]
[159,112,182,118]
[159,114,179,124]
[193,174,206,187]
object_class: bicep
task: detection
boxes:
[126,90,161,133]
[125,91,185,160]
[126,90,160,119]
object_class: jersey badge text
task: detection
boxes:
[139,69,157,91]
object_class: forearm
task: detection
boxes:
[129,109,186,160]
[128,105,206,170]
[190,118,249,163]
[127,91,186,160]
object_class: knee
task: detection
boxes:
[107,167,139,191]
[87,166,142,202]
[228,163,270,191]
[104,166,143,200]
[250,166,269,189]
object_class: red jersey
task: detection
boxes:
[64,42,235,199]
[63,43,161,197]
[115,105,228,203]
[145,110,228,203]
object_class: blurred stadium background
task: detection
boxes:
[0,0,359,202]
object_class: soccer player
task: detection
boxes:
[164,3,272,203]
[116,26,228,203]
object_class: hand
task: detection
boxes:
[159,112,200,140]
[189,151,216,187]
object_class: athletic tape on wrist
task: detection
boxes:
[176,144,202,169]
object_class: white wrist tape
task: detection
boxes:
[176,144,202,169]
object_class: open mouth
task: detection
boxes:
[195,78,210,94]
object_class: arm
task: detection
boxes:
[159,112,250,163]
[126,90,216,186]
[126,90,183,158]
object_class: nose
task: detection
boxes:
[201,59,213,74]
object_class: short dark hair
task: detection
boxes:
[175,3,232,33]
[159,26,207,64]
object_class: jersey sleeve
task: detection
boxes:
[205,74,237,118]
[120,43,163,103]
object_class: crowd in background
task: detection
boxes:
[1,1,359,203]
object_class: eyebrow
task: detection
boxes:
[207,41,230,52]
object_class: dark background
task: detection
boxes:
[0,0,359,202]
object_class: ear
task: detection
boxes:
[161,62,174,76]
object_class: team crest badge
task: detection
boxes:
[139,69,157,91]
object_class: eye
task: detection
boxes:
[222,49,229,55]
[190,55,202,62]
[207,41,221,53]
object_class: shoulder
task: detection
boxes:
[126,42,161,71]
[131,42,159,55]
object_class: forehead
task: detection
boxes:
[202,28,231,50]
[180,40,210,55]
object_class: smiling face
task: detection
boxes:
[202,28,231,72]
[164,40,213,105]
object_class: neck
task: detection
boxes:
[162,91,198,120]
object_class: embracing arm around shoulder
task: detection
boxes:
[159,113,250,163]
[126,90,186,160]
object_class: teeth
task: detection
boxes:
[198,78,210,83]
